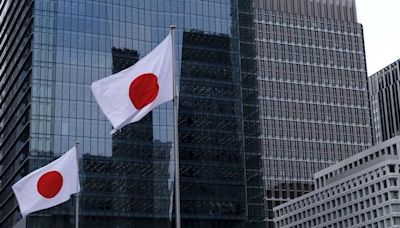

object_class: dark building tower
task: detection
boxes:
[0,0,33,227]
[369,59,400,144]
[238,0,266,226]
[252,0,372,226]
[179,31,247,227]
[0,0,264,227]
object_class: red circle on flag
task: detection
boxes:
[37,171,63,198]
[129,73,159,109]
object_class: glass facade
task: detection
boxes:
[179,30,247,227]
[252,0,372,226]
[1,0,264,227]
[237,0,265,225]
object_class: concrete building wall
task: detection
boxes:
[274,136,400,228]
[369,59,400,144]
[252,0,372,225]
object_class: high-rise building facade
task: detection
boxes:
[369,59,400,144]
[0,0,264,228]
[0,0,33,226]
[252,0,372,225]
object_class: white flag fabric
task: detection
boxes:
[12,147,80,217]
[91,33,174,134]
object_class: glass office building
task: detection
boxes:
[253,0,372,226]
[0,0,264,227]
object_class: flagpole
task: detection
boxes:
[75,141,80,228]
[170,25,181,228]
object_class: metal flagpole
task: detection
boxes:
[75,141,80,228]
[170,25,181,228]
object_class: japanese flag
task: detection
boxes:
[91,33,174,134]
[12,146,80,217]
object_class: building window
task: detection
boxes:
[389,165,396,173]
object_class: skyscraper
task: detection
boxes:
[1,0,372,227]
[252,0,372,226]
[369,59,400,144]
[0,0,34,226]
[0,0,264,227]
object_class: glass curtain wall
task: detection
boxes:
[3,0,264,227]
